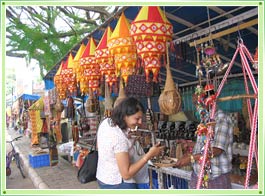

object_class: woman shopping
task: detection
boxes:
[96,97,164,189]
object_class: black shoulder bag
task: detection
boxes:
[77,136,98,184]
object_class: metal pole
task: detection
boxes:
[173,8,258,44]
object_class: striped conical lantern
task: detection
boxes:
[61,53,77,95]
[73,43,86,84]
[54,61,67,100]
[108,12,137,84]
[79,37,99,94]
[130,6,173,82]
[95,26,117,88]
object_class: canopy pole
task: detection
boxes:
[189,18,258,47]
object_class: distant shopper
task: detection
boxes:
[96,97,164,189]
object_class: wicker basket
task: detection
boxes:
[158,46,181,115]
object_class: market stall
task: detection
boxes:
[11,93,40,135]
[42,5,259,189]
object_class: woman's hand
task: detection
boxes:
[146,142,165,160]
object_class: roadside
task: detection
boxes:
[6,132,35,189]
[5,128,98,189]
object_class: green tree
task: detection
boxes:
[6,6,121,78]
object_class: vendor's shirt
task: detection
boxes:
[96,118,135,185]
[193,110,233,179]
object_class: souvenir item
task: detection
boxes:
[158,47,181,115]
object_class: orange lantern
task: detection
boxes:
[73,43,86,84]
[79,37,100,94]
[54,61,67,100]
[60,53,77,95]
[95,26,117,88]
[130,6,173,82]
[108,12,137,84]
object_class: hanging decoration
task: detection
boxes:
[193,83,216,189]
[130,6,173,82]
[54,61,67,100]
[195,38,258,189]
[79,37,100,94]
[196,7,228,80]
[73,43,86,87]
[158,45,181,115]
[204,84,216,108]
[60,53,77,96]
[108,12,137,84]
[95,26,117,88]
[28,97,44,146]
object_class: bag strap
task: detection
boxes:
[90,135,97,151]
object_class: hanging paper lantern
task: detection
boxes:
[130,6,173,82]
[108,12,137,84]
[95,26,117,88]
[79,37,100,94]
[73,43,86,84]
[60,53,77,96]
[54,61,67,100]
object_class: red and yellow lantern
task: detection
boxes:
[79,37,100,94]
[73,43,86,84]
[60,53,77,95]
[95,26,117,88]
[130,6,173,82]
[54,61,67,100]
[108,12,137,84]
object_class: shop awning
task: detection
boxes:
[17,93,41,101]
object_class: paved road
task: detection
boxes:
[6,161,36,189]
[4,128,98,190]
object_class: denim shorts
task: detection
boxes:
[97,179,137,189]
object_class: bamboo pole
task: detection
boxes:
[217,94,257,102]
[189,18,258,47]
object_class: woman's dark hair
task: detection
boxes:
[110,97,144,130]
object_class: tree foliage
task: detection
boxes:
[6,6,121,78]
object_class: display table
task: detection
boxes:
[148,165,245,189]
[148,165,190,189]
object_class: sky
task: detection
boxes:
[5,56,44,97]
